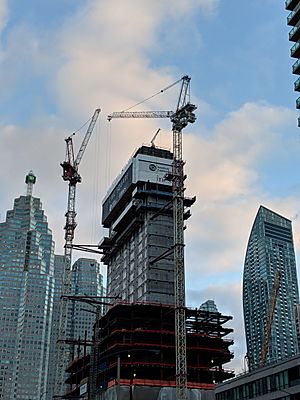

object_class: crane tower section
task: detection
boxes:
[171,77,196,400]
[107,76,196,400]
[54,108,100,397]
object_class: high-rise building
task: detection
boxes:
[71,258,105,342]
[0,172,55,400]
[286,0,300,125]
[47,254,65,400]
[243,205,299,371]
[99,145,194,305]
[48,257,105,399]
[295,304,300,352]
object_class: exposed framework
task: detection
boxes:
[93,302,234,396]
[60,295,117,399]
[64,353,90,399]
[54,109,100,397]
[108,76,196,399]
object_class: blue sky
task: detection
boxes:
[0,0,299,372]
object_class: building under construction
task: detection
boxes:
[95,142,234,399]
[99,145,195,305]
[94,76,234,399]
[64,353,90,399]
[90,302,234,399]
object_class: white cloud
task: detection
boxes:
[0,0,219,250]
[53,0,218,118]
[183,102,299,277]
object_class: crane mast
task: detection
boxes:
[54,108,100,397]
[260,270,282,367]
[172,78,196,400]
[108,76,196,399]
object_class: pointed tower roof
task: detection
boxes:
[25,171,36,196]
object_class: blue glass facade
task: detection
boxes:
[46,257,105,399]
[0,189,54,400]
[0,193,55,399]
[70,258,105,342]
[46,254,65,400]
[243,206,299,371]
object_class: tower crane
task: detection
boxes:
[108,76,196,400]
[54,108,100,397]
[260,270,282,367]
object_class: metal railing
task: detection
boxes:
[291,41,300,56]
[292,58,300,73]
[289,24,300,40]
[294,77,300,90]
[287,2,300,24]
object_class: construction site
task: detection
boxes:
[90,302,234,399]
[55,76,235,400]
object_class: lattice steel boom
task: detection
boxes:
[54,108,100,397]
[108,110,173,120]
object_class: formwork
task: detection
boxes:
[91,302,234,399]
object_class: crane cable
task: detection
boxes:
[73,113,94,135]
[120,76,183,113]
[91,117,101,244]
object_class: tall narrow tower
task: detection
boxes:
[70,258,105,341]
[243,206,299,370]
[0,172,55,400]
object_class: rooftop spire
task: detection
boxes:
[25,170,36,196]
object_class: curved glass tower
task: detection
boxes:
[243,206,299,371]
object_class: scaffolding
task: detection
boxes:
[91,302,234,398]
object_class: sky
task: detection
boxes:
[0,0,299,373]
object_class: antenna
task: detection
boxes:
[150,128,161,147]
[25,171,36,196]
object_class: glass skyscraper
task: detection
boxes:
[47,257,105,399]
[0,172,55,399]
[70,258,105,343]
[46,254,65,400]
[243,205,299,371]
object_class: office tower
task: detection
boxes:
[48,257,105,398]
[99,145,194,305]
[199,299,219,313]
[61,259,105,400]
[286,0,300,125]
[46,254,65,400]
[243,205,299,371]
[71,258,105,342]
[0,172,55,400]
